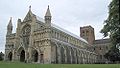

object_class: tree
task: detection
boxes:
[101,0,120,62]
[0,52,4,61]
[104,46,120,62]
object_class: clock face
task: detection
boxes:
[22,25,31,47]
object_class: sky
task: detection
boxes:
[0,0,112,53]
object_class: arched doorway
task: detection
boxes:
[20,50,25,62]
[33,50,38,62]
[8,52,12,61]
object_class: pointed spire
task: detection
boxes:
[7,17,13,35]
[8,17,12,27]
[45,5,51,16]
[28,5,32,13]
[28,5,33,14]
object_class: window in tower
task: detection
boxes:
[99,47,102,50]
[82,31,85,33]
[86,30,89,36]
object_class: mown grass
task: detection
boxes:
[0,61,119,68]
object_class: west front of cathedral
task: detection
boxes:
[5,6,110,64]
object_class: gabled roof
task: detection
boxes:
[23,7,33,22]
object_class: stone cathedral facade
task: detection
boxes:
[5,6,99,64]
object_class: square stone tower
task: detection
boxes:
[80,25,95,45]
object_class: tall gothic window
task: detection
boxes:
[22,25,31,47]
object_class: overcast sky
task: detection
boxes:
[0,0,111,53]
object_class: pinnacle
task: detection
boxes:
[8,17,12,26]
[29,5,31,11]
[45,5,51,16]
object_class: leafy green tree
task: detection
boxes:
[101,0,120,62]
[104,46,120,62]
[0,52,4,61]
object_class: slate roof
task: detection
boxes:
[34,15,88,43]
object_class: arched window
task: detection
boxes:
[8,52,12,61]
[22,25,31,47]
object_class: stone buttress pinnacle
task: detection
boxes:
[8,17,13,27]
[45,5,51,16]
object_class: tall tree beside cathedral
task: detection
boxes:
[101,0,120,62]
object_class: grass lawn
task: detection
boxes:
[0,61,119,68]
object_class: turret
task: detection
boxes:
[44,5,52,26]
[17,18,21,28]
[7,17,13,35]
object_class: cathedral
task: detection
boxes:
[4,6,109,64]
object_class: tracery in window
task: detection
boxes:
[22,25,31,47]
